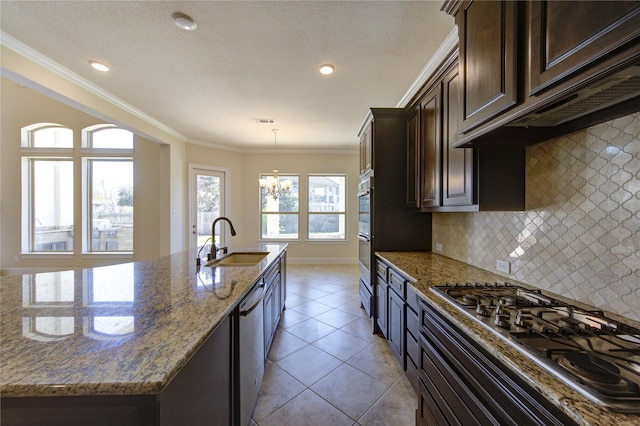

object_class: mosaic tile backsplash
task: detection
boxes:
[433,112,640,322]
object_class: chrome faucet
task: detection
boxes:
[210,217,237,260]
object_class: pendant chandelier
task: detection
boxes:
[259,129,292,201]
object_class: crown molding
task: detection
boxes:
[1,31,187,143]
[396,27,459,107]
[187,137,358,155]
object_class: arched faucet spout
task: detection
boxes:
[210,217,237,260]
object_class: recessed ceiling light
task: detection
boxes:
[89,61,110,72]
[172,12,197,31]
[319,64,335,75]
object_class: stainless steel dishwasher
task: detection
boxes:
[238,281,265,426]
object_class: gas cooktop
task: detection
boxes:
[431,282,640,413]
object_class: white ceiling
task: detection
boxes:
[1,1,454,150]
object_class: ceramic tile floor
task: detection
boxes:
[250,264,417,426]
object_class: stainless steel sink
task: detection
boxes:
[207,252,269,267]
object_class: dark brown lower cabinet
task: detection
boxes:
[375,279,388,338]
[387,287,404,364]
[418,300,577,426]
[405,287,420,393]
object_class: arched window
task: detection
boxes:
[22,123,73,148]
[83,125,134,252]
[21,122,134,254]
[21,123,74,252]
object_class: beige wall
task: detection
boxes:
[433,112,640,322]
[185,144,359,262]
[241,151,359,263]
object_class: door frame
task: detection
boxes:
[188,163,231,250]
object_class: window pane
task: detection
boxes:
[261,214,298,239]
[308,175,346,240]
[309,176,345,212]
[91,160,133,251]
[33,160,74,251]
[261,175,299,212]
[32,126,73,148]
[309,214,345,239]
[91,128,133,149]
[196,174,221,245]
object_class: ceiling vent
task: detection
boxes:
[253,118,276,124]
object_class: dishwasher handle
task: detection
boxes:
[239,283,265,316]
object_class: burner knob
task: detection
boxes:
[476,304,491,316]
[495,305,509,316]
[495,313,511,328]
[515,310,533,328]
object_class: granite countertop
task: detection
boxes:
[376,251,640,426]
[0,243,287,398]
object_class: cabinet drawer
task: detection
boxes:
[388,269,405,298]
[263,262,280,288]
[406,285,419,313]
[406,306,419,365]
[359,280,372,318]
[406,326,419,368]
[376,261,388,282]
[406,356,419,395]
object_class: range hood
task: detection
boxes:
[508,64,640,128]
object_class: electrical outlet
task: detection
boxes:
[496,260,511,274]
[435,242,443,252]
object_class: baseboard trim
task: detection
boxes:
[287,257,358,265]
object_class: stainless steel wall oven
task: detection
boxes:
[358,173,373,317]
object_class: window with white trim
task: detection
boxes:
[21,123,134,254]
[259,174,299,239]
[307,175,346,240]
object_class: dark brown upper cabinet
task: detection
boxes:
[442,64,474,207]
[359,123,372,176]
[456,0,518,134]
[528,1,640,96]
[443,0,640,148]
[406,53,524,212]
[419,84,443,209]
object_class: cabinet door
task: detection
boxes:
[442,64,474,207]
[159,316,232,426]
[376,281,388,338]
[387,288,405,366]
[359,123,373,176]
[406,106,421,208]
[528,1,640,96]
[458,0,518,133]
[263,285,275,356]
[419,85,442,208]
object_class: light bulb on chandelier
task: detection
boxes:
[259,129,292,200]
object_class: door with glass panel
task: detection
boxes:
[190,168,227,251]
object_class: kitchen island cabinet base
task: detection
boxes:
[1,315,232,426]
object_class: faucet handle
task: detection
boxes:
[217,247,228,254]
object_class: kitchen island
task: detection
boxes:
[0,243,287,425]
[377,251,640,426]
